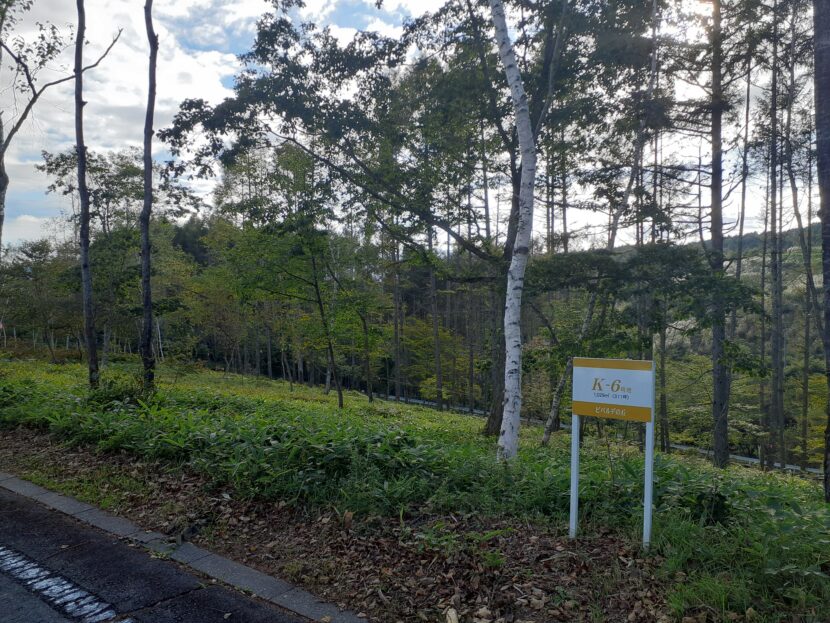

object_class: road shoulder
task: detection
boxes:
[0,472,362,623]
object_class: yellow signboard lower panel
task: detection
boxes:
[572,400,652,423]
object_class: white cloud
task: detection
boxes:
[156,0,213,20]
[300,0,337,22]
[328,24,358,45]
[359,0,445,18]
[364,17,402,38]
[3,215,54,245]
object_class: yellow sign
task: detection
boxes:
[571,357,654,423]
[569,357,657,547]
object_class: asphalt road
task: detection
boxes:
[0,571,73,623]
[0,489,306,623]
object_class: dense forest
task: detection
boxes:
[2,0,829,476]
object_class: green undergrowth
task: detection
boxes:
[18,461,150,512]
[1,361,828,621]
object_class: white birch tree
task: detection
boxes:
[487,0,537,459]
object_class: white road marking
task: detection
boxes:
[0,544,134,623]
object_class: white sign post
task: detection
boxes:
[568,357,656,548]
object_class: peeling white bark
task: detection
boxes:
[488,0,537,460]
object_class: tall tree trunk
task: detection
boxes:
[254,331,261,376]
[730,60,752,340]
[310,253,343,408]
[393,240,402,401]
[709,0,729,467]
[484,286,506,434]
[760,180,772,468]
[770,5,786,468]
[802,155,814,469]
[46,328,56,363]
[481,121,492,242]
[282,348,293,388]
[658,318,670,452]
[803,281,812,470]
[156,317,164,361]
[360,311,373,402]
[545,144,552,253]
[784,12,824,338]
[75,0,99,389]
[139,0,158,391]
[0,18,6,256]
[812,0,830,501]
[101,324,110,367]
[0,152,7,259]
[488,0,538,459]
[266,325,273,378]
[242,334,249,375]
[542,358,571,444]
[428,233,444,411]
[560,129,568,254]
[467,296,476,413]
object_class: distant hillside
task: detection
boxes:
[722,222,821,255]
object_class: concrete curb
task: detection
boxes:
[0,471,364,623]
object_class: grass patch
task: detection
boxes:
[20,463,150,512]
[1,360,829,621]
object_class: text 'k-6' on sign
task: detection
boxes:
[571,357,654,423]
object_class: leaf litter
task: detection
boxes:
[0,427,675,622]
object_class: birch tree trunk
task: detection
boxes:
[812,0,830,501]
[75,0,99,389]
[139,0,158,391]
[488,0,537,460]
